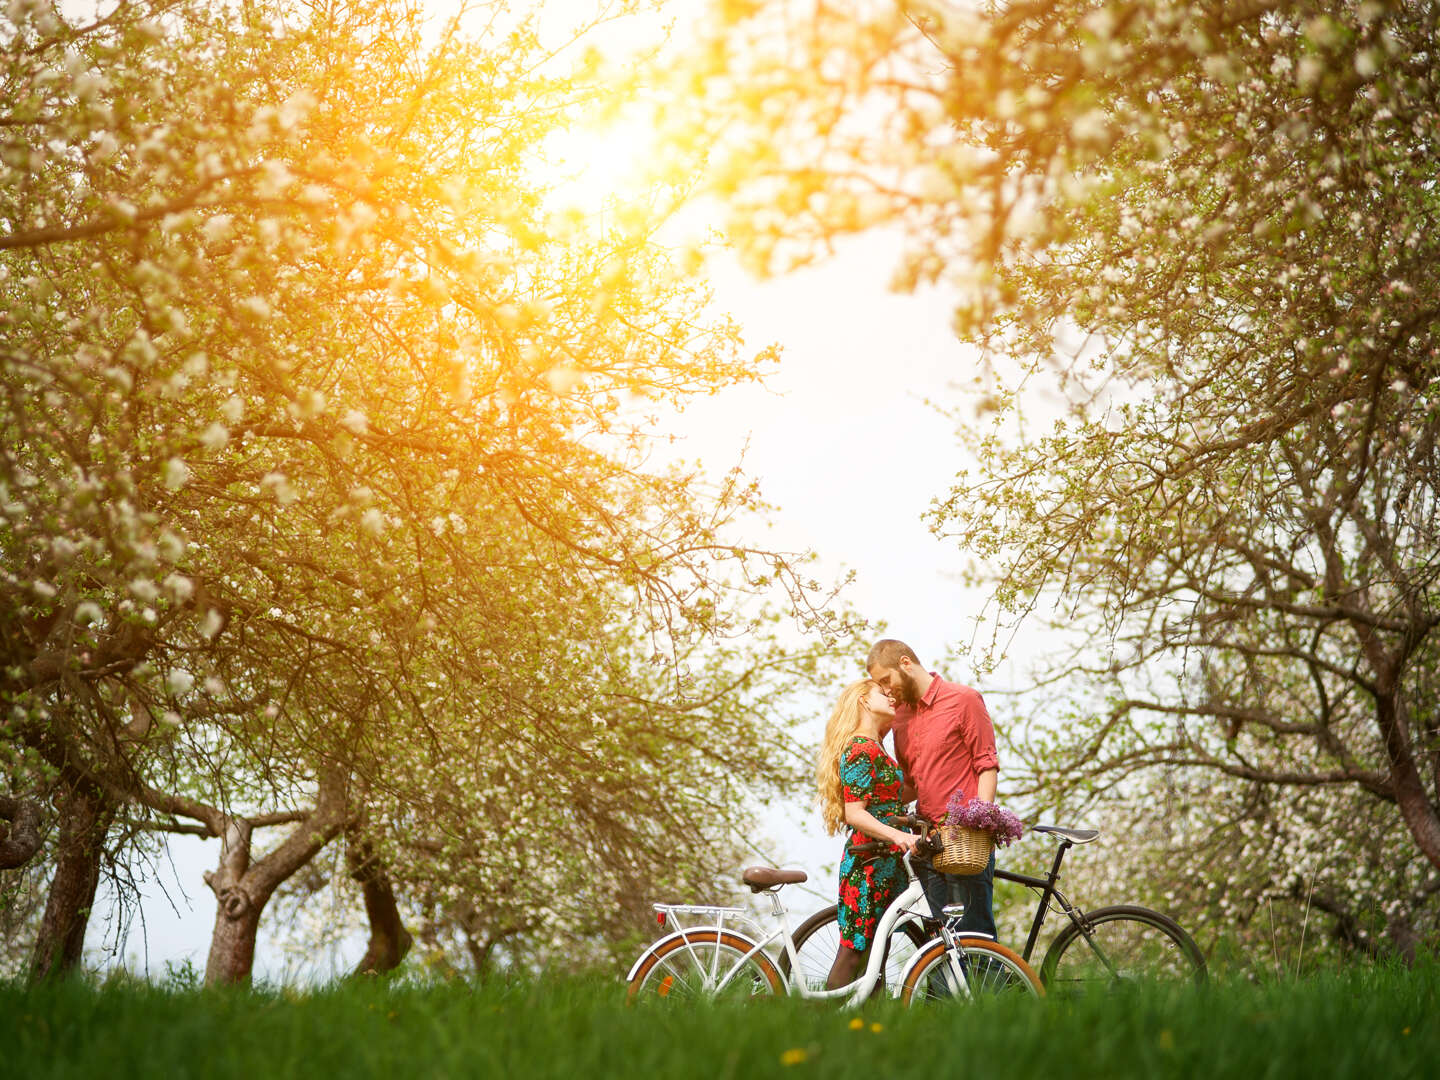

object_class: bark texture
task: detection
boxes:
[347,834,413,977]
[0,795,43,870]
[201,770,350,985]
[29,786,112,981]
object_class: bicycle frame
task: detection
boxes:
[858,832,1148,982]
[630,851,958,1005]
[994,837,1092,965]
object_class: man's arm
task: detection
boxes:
[975,767,997,803]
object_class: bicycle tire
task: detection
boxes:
[778,903,931,992]
[900,936,1044,1004]
[626,930,785,1002]
[1039,904,1207,992]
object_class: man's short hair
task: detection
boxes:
[867,638,920,672]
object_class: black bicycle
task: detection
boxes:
[780,823,1207,993]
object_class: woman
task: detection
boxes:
[816,678,919,990]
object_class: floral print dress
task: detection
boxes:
[836,735,908,952]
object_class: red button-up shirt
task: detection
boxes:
[892,674,999,824]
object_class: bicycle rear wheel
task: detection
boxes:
[627,930,785,1002]
[900,937,1044,1004]
[1039,905,1206,992]
[778,903,930,992]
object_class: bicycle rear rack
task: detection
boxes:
[652,902,766,939]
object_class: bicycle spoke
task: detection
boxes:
[1043,907,1206,993]
[903,939,1042,1005]
[782,905,929,993]
[650,952,705,997]
[629,932,783,1002]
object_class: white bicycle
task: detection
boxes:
[625,817,1043,1006]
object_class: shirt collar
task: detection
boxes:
[918,672,941,709]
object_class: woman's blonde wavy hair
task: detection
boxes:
[816,678,882,836]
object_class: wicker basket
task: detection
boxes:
[933,824,993,875]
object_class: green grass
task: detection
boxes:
[4,963,1437,1079]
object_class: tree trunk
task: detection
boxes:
[203,816,260,985]
[202,769,350,985]
[1385,909,1420,967]
[205,892,264,984]
[0,795,43,870]
[30,786,111,981]
[1366,676,1440,873]
[347,835,413,977]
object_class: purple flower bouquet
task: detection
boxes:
[942,793,1026,848]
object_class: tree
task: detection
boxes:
[2,0,847,982]
[682,0,1440,958]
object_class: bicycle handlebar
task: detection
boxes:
[847,817,939,858]
[848,840,890,855]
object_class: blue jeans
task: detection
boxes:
[918,851,997,940]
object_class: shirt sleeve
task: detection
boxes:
[840,741,877,803]
[965,691,999,772]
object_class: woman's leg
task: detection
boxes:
[826,943,866,989]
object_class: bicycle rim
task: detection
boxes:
[1040,906,1207,993]
[628,931,783,1002]
[901,938,1044,1005]
[780,904,929,993]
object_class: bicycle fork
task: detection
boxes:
[936,906,975,999]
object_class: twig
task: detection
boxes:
[1296,868,1317,977]
[1267,897,1281,979]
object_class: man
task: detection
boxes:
[866,638,999,939]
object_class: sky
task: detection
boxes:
[79,0,1046,981]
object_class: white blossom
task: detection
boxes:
[339,409,369,435]
[261,472,298,505]
[278,89,318,130]
[163,573,194,602]
[129,578,160,602]
[157,530,186,562]
[240,295,273,319]
[202,214,235,241]
[200,422,230,450]
[359,507,386,536]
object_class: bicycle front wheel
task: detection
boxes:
[627,930,785,1002]
[900,937,1044,1005]
[1039,905,1207,992]
[778,903,931,992]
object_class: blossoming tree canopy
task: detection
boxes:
[0,0,856,982]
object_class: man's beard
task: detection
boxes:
[897,670,922,705]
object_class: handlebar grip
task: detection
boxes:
[913,831,939,859]
[848,841,890,855]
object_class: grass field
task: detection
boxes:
[4,962,1436,1079]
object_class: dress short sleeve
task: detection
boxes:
[840,738,880,803]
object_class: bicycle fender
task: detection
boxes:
[895,939,934,993]
[625,926,732,983]
[894,935,997,997]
